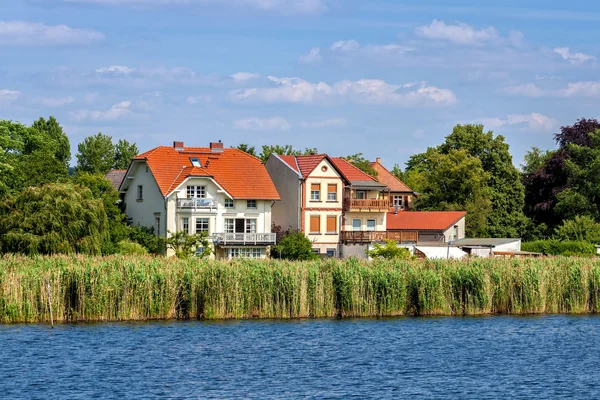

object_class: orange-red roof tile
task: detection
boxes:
[133,146,280,200]
[370,161,413,192]
[278,155,300,174]
[295,155,327,178]
[329,157,377,183]
[387,211,466,231]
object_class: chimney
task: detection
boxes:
[210,140,224,153]
[173,141,184,151]
[376,157,381,164]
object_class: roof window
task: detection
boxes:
[190,157,201,167]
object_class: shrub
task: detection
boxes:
[522,240,596,256]
[270,231,317,261]
[128,225,165,255]
[116,240,148,255]
[366,240,412,259]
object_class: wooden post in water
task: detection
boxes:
[46,277,54,329]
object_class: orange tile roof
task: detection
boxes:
[133,146,280,200]
[295,155,327,177]
[330,157,377,183]
[370,161,413,192]
[387,211,466,231]
[278,155,300,174]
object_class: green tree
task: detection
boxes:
[113,139,138,170]
[270,231,317,260]
[521,147,552,174]
[258,145,318,163]
[554,215,600,243]
[166,231,211,258]
[0,183,109,255]
[129,225,165,255]
[31,116,71,168]
[407,148,492,237]
[341,153,378,177]
[366,240,412,259]
[76,133,116,174]
[236,144,257,157]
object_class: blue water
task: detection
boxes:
[1,315,599,399]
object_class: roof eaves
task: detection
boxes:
[274,154,302,178]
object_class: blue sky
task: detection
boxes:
[2,0,600,169]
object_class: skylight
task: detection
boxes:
[190,157,201,167]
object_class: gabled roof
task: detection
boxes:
[370,160,413,192]
[387,211,466,231]
[105,169,127,191]
[130,145,280,200]
[277,155,300,174]
[329,157,378,183]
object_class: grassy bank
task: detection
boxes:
[1,255,600,323]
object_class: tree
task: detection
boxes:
[258,145,317,163]
[270,230,317,260]
[113,139,138,170]
[76,133,116,174]
[236,144,257,157]
[0,183,109,255]
[166,231,211,259]
[554,215,600,243]
[521,147,553,175]
[406,148,492,237]
[341,153,378,177]
[128,225,165,255]
[366,240,412,259]
[31,116,71,168]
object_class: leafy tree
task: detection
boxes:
[129,225,165,255]
[166,231,211,258]
[406,148,492,237]
[270,230,317,260]
[116,239,148,255]
[76,133,116,174]
[0,183,109,255]
[554,215,600,243]
[341,153,378,177]
[31,116,71,168]
[236,144,257,157]
[366,240,411,259]
[258,145,318,163]
[113,139,138,170]
[521,147,553,174]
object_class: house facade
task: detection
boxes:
[386,211,466,243]
[370,158,416,211]
[119,141,280,259]
[266,154,389,257]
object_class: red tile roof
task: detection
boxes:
[330,157,377,183]
[370,161,413,192]
[132,146,280,200]
[387,211,466,231]
[295,155,327,177]
[105,169,127,191]
[278,155,300,174]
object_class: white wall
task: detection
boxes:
[122,161,166,236]
[265,156,301,231]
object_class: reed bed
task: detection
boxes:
[1,255,600,323]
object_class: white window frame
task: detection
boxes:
[225,218,235,233]
[352,218,362,231]
[154,216,160,235]
[224,198,234,208]
[355,191,366,200]
[195,217,209,233]
[392,195,403,208]
[182,217,189,234]
[327,188,337,201]
[187,185,206,199]
[245,219,257,234]
[366,219,376,231]
[311,186,320,201]
[190,157,201,167]
[247,200,257,209]
[227,247,263,259]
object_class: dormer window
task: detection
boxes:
[190,157,201,167]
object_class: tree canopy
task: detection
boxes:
[76,133,138,174]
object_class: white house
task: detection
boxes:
[119,141,280,259]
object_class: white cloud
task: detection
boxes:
[331,40,360,52]
[70,101,132,121]
[35,96,75,107]
[415,19,499,45]
[478,113,557,131]
[298,47,322,64]
[331,40,413,56]
[0,21,104,45]
[554,47,595,65]
[96,65,136,75]
[301,118,347,128]
[230,76,456,107]
[60,0,327,14]
[233,116,290,131]
[502,81,600,98]
[187,95,212,104]
[231,72,261,81]
[0,89,21,102]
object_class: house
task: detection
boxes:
[370,158,416,211]
[105,169,127,191]
[265,154,389,257]
[386,211,466,243]
[119,141,280,259]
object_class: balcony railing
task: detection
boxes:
[213,232,276,246]
[341,230,418,244]
[344,198,389,212]
[177,198,217,211]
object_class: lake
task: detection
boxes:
[1,315,599,399]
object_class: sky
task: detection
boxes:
[2,0,600,169]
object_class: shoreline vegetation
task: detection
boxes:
[2,255,600,323]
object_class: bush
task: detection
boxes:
[366,240,412,259]
[116,240,148,255]
[270,231,317,261]
[128,225,165,255]
[522,240,596,256]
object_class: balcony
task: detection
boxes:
[344,198,389,212]
[177,198,217,211]
[213,232,276,246]
[341,231,418,244]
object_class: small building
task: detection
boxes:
[451,238,522,258]
[386,211,467,243]
[370,158,416,211]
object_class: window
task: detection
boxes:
[352,218,362,231]
[310,215,321,234]
[452,225,459,241]
[392,195,403,208]
[312,248,320,255]
[224,198,234,208]
[187,185,206,198]
[366,219,376,231]
[195,218,209,233]
[327,184,337,201]
[225,219,234,233]
[355,191,366,200]
[245,219,257,233]
[137,185,143,201]
[190,157,201,167]
[154,216,160,235]
[326,248,336,258]
[326,215,337,234]
[247,200,257,209]
[310,183,321,201]
[227,248,263,259]
[182,217,189,233]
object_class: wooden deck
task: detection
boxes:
[341,231,418,244]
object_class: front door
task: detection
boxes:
[235,219,245,233]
